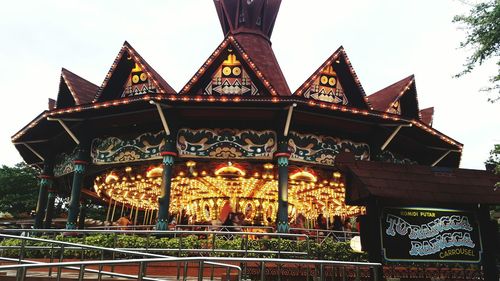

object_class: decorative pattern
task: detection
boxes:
[288,131,370,165]
[91,132,165,164]
[376,150,417,165]
[388,100,401,115]
[303,65,348,104]
[277,157,288,166]
[162,155,174,166]
[53,149,77,177]
[177,129,276,159]
[121,63,157,97]
[203,51,259,96]
[74,163,86,174]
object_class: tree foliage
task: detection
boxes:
[453,0,500,102]
[0,163,39,217]
[486,144,500,176]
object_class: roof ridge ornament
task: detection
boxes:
[214,0,282,39]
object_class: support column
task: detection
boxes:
[156,137,177,230]
[34,161,53,229]
[275,138,290,233]
[43,188,57,229]
[66,142,90,230]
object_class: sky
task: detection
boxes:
[0,0,498,169]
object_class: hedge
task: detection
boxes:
[0,234,367,261]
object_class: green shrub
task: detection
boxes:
[0,234,367,262]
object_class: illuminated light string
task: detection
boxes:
[93,162,365,224]
[387,79,414,114]
[181,36,278,96]
[61,72,81,105]
[11,95,463,148]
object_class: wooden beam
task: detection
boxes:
[47,118,80,145]
[22,143,44,161]
[283,103,297,136]
[431,150,452,167]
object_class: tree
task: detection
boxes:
[453,0,500,102]
[485,144,500,180]
[0,163,39,217]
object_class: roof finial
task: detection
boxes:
[214,0,282,39]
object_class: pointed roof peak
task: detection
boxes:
[420,107,434,127]
[214,0,282,40]
[368,74,420,119]
[57,68,98,107]
[294,46,369,109]
[368,75,415,112]
[93,41,176,102]
[180,35,290,96]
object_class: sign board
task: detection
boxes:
[380,207,482,263]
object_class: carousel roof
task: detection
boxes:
[11,0,464,168]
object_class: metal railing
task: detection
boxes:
[0,256,242,281]
[0,229,310,258]
[0,233,241,281]
[0,231,381,281]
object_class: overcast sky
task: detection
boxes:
[0,0,498,169]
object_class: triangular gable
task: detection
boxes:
[368,75,420,119]
[294,46,369,109]
[94,41,176,102]
[420,107,434,127]
[180,35,290,96]
[56,68,99,108]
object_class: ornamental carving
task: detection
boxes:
[177,129,276,159]
[91,132,165,164]
[288,131,370,165]
[53,148,77,177]
[376,150,417,165]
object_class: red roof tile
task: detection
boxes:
[337,154,500,204]
[61,68,99,105]
[420,107,434,127]
[234,33,291,96]
[368,75,414,112]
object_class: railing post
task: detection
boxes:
[16,266,27,281]
[19,239,26,263]
[320,263,324,281]
[183,261,188,281]
[57,244,64,280]
[98,249,104,281]
[138,261,145,281]
[260,261,265,281]
[198,260,204,281]
[78,264,85,281]
[355,265,360,281]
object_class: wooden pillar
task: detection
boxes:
[275,137,290,233]
[66,140,90,230]
[156,136,177,230]
[34,160,53,229]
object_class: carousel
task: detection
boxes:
[12,0,462,232]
